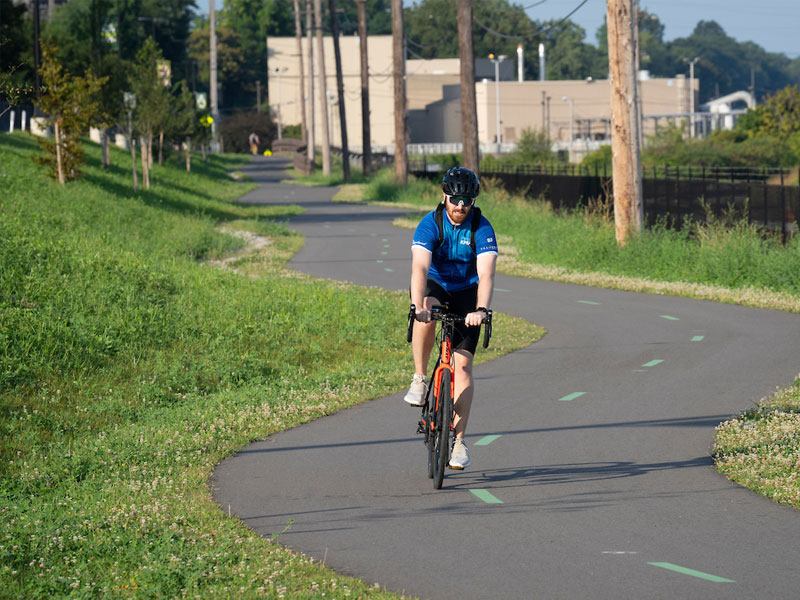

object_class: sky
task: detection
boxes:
[193,0,800,59]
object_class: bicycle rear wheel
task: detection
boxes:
[426,405,434,479]
[433,369,452,489]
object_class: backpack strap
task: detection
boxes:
[433,203,483,253]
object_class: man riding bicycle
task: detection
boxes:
[405,167,498,470]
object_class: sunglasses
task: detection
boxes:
[447,195,475,207]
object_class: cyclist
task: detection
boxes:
[405,166,498,469]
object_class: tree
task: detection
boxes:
[171,81,201,171]
[0,0,35,117]
[130,38,169,189]
[34,42,106,184]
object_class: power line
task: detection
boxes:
[473,0,591,42]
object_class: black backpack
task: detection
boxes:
[433,203,483,253]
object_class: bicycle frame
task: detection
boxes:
[407,303,492,488]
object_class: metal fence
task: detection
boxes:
[409,162,800,240]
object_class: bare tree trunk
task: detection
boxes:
[457,0,479,173]
[102,129,110,168]
[147,133,154,169]
[130,136,139,190]
[607,0,643,246]
[54,119,65,185]
[158,130,164,166]
[313,0,331,175]
[357,0,371,176]
[293,0,307,143]
[391,0,407,185]
[141,135,150,189]
[306,0,315,165]
[329,0,349,181]
[185,140,191,172]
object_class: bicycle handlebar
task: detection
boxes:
[406,304,493,348]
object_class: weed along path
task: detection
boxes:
[213,156,800,600]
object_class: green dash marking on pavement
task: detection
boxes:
[384,268,393,272]
[376,260,384,264]
[577,300,600,305]
[648,562,735,583]
[470,489,503,504]
[380,251,388,255]
[692,335,705,342]
[494,287,511,292]
[475,435,502,446]
[660,315,680,321]
[559,392,586,402]
[383,244,391,248]
[642,359,664,367]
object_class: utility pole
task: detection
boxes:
[329,0,349,181]
[313,0,331,175]
[306,0,315,165]
[357,0,372,175]
[292,0,307,142]
[33,0,41,106]
[209,0,219,152]
[391,0,407,184]
[606,0,643,246]
[685,56,699,137]
[489,53,505,154]
[457,0,479,173]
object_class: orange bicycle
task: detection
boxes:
[407,303,492,489]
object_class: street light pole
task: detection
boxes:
[685,56,699,138]
[274,68,286,139]
[562,95,574,161]
[489,53,506,154]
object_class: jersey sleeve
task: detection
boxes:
[475,216,498,255]
[411,211,438,254]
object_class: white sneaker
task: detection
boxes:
[403,374,427,406]
[449,438,471,469]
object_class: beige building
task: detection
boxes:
[267,35,696,160]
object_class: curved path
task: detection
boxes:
[213,156,800,599]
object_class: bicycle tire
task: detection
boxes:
[433,369,452,489]
[426,409,435,479]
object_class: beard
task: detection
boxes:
[446,204,470,224]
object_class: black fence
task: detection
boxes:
[410,162,800,240]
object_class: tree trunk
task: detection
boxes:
[141,135,150,189]
[185,140,191,172]
[158,130,164,166]
[147,133,154,169]
[606,0,643,246]
[54,118,65,185]
[102,129,110,168]
[329,0,349,181]
[313,0,331,175]
[457,0,479,173]
[293,0,307,143]
[391,0,407,185]
[130,136,139,191]
[357,0,371,176]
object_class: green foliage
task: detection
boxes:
[642,122,797,168]
[0,0,33,108]
[581,144,612,172]
[219,108,277,153]
[130,38,170,140]
[513,128,555,163]
[34,42,107,182]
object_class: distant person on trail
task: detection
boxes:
[405,167,498,470]
[248,132,260,155]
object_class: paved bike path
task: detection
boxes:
[213,156,800,599]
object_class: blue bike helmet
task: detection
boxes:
[441,167,480,198]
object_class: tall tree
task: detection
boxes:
[292,0,307,142]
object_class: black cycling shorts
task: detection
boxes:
[423,278,480,355]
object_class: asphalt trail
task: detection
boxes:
[213,156,800,599]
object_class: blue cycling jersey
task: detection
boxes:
[411,208,498,292]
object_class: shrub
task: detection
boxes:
[219,109,277,153]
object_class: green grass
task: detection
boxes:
[0,134,541,597]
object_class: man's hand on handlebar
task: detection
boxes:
[464,310,488,327]
[414,308,432,323]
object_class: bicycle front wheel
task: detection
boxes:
[433,369,452,490]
